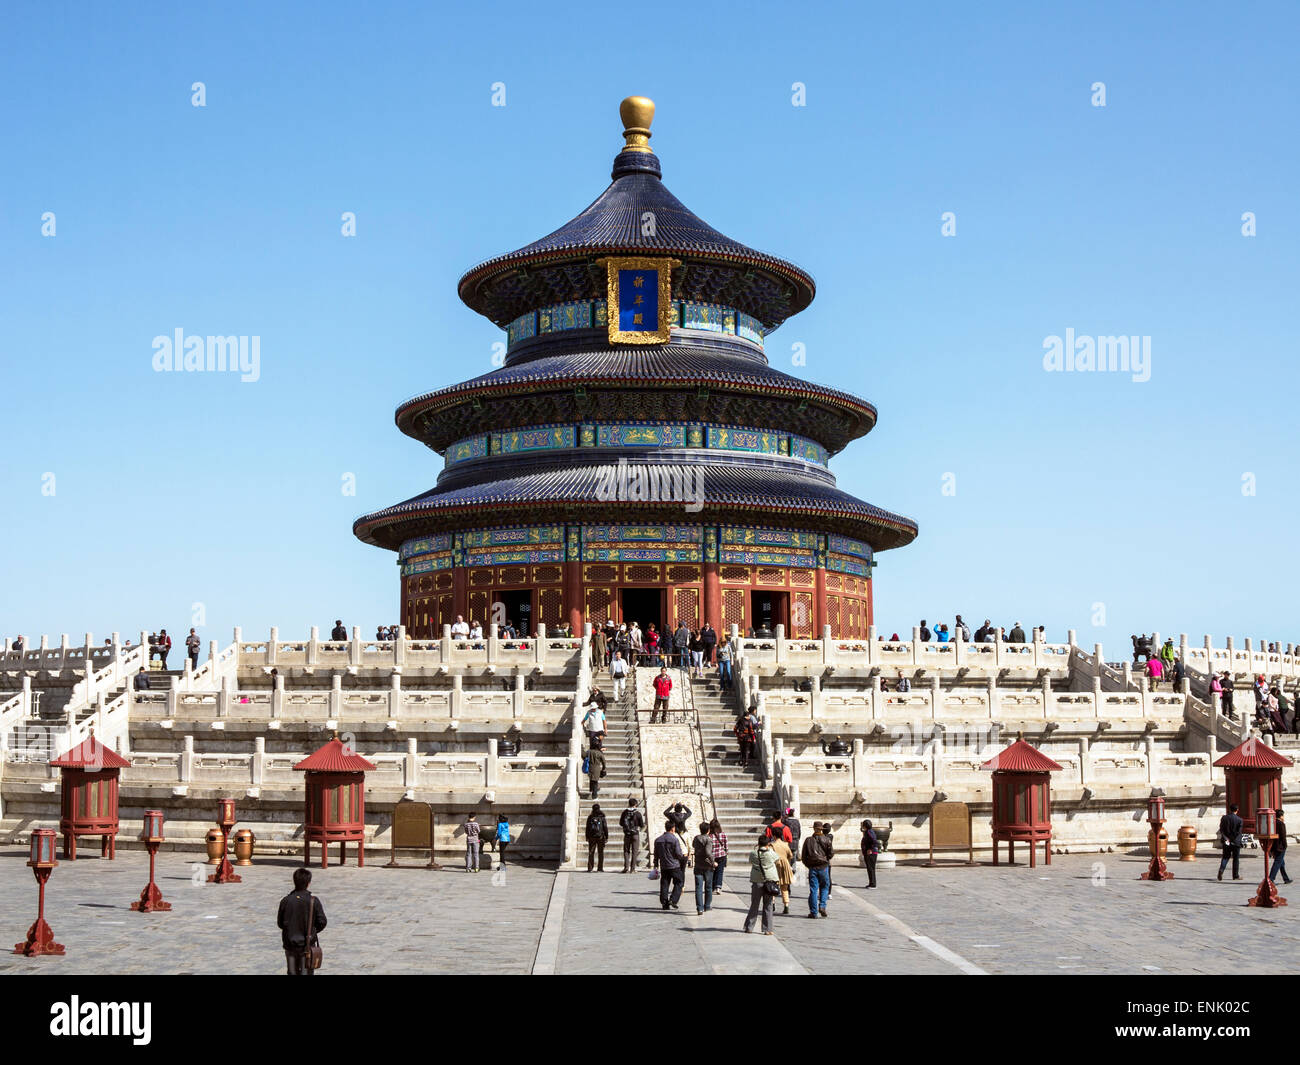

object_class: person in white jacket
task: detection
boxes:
[610,651,629,700]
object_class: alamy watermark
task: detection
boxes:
[1042,329,1150,382]
[594,457,704,513]
[152,329,260,382]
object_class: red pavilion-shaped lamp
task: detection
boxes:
[981,737,1063,868]
[1248,806,1286,909]
[1214,739,1293,834]
[131,810,172,912]
[1141,794,1174,882]
[49,734,131,860]
[294,734,375,868]
[14,829,65,956]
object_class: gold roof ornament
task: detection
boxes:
[619,95,655,154]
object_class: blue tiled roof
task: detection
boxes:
[353,461,917,552]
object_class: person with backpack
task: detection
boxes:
[582,687,607,741]
[610,651,629,701]
[734,711,757,769]
[653,820,686,910]
[651,667,672,723]
[709,818,728,892]
[692,820,717,914]
[673,621,691,670]
[768,827,794,915]
[585,804,609,872]
[785,807,802,867]
[495,814,512,867]
[620,798,645,872]
[277,867,327,976]
[586,741,606,799]
[765,811,793,846]
[801,821,834,917]
[742,832,779,935]
[1217,803,1244,881]
[861,819,880,888]
[331,619,348,641]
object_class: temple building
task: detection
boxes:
[354,97,917,639]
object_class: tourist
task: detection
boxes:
[583,686,608,740]
[1270,809,1292,885]
[935,624,950,644]
[615,623,631,661]
[768,826,794,915]
[495,814,512,866]
[709,818,728,892]
[1008,622,1026,643]
[463,813,482,873]
[878,675,887,691]
[585,803,608,872]
[1146,655,1164,690]
[823,821,835,899]
[331,619,347,641]
[1217,803,1243,881]
[629,621,643,659]
[1210,671,1224,714]
[955,616,971,642]
[147,631,158,661]
[717,636,733,691]
[500,619,516,639]
[1160,639,1176,675]
[1274,686,1292,731]
[586,740,606,799]
[451,615,469,640]
[1172,656,1186,689]
[133,666,150,691]
[734,709,757,769]
[653,819,686,910]
[766,810,793,847]
[689,629,704,677]
[375,624,386,641]
[155,629,172,668]
[701,622,717,666]
[919,619,932,641]
[664,801,692,833]
[861,819,880,888]
[591,623,607,671]
[896,671,911,693]
[786,807,802,865]
[673,620,691,669]
[801,821,834,917]
[12,635,23,654]
[277,867,327,976]
[1221,672,1237,719]
[185,628,200,670]
[610,650,629,701]
[469,619,484,643]
[742,832,779,935]
[692,820,717,913]
[603,619,617,664]
[651,666,672,722]
[645,624,660,667]
[620,797,645,872]
[1268,688,1288,734]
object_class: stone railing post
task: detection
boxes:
[217,675,231,718]
[954,633,964,669]
[308,626,320,666]
[21,675,32,717]
[775,624,787,665]
[993,628,1003,668]
[486,738,499,787]
[389,673,402,719]
[1179,632,1188,668]
[405,738,418,788]
[1040,673,1052,719]
[329,674,343,720]
[180,735,194,783]
[535,623,547,666]
[351,626,362,667]
[810,674,823,719]
[441,624,452,663]
[929,675,940,718]
[1078,736,1090,787]
[987,675,999,719]
[866,625,877,667]
[513,673,526,718]
[852,737,865,790]
[450,674,463,716]
[911,627,921,665]
[487,624,499,665]
[1144,734,1156,784]
[271,673,283,719]
[252,736,265,786]
[268,626,279,666]
[166,678,179,719]
[395,626,406,667]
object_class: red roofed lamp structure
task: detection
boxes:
[1213,738,1293,835]
[294,735,376,868]
[981,738,1063,868]
[49,734,131,860]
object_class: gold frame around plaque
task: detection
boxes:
[601,256,679,344]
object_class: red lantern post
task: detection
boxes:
[14,829,65,956]
[1248,806,1287,909]
[1141,794,1174,881]
[207,798,242,884]
[130,810,172,912]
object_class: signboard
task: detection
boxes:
[602,256,679,344]
[927,801,975,866]
[385,799,440,869]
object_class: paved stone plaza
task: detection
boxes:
[3,845,1297,975]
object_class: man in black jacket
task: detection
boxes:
[132,667,150,691]
[585,804,609,872]
[653,821,686,910]
[277,868,327,975]
[801,822,834,918]
[1218,803,1244,881]
[663,802,691,832]
[331,619,347,641]
[620,798,645,873]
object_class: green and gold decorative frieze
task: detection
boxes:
[707,426,781,455]
[583,523,701,562]
[492,425,575,455]
[445,435,488,466]
[505,298,765,352]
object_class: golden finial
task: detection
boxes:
[619,96,655,154]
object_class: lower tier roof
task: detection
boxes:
[353,461,917,552]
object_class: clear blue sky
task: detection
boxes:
[2,1,1296,653]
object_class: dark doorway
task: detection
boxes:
[494,590,533,635]
[619,587,664,634]
[750,590,789,636]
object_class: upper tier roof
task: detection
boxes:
[457,97,815,331]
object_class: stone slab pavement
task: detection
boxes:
[4,845,1296,975]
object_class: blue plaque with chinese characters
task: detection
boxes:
[603,256,678,343]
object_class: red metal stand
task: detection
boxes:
[131,842,172,912]
[207,811,242,884]
[1249,839,1287,908]
[14,869,65,956]
[1141,816,1174,881]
